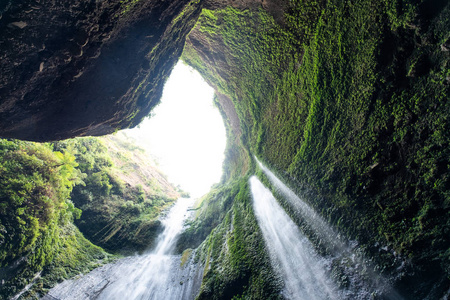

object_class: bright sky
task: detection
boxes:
[124,61,226,198]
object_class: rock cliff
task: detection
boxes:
[0,0,201,141]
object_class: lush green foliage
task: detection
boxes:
[0,139,107,299]
[0,134,181,298]
[178,180,243,252]
[53,135,180,253]
[184,0,449,297]
[0,140,79,268]
[16,223,110,300]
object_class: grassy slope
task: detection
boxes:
[183,0,449,297]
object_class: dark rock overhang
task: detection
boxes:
[0,0,202,141]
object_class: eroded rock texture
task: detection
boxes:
[0,0,202,141]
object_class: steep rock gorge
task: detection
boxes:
[1,0,449,299]
[180,1,449,298]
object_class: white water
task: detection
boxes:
[45,198,202,300]
[255,158,345,252]
[250,176,339,300]
[254,159,404,300]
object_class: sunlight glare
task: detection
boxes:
[124,61,226,198]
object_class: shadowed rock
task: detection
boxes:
[0,0,202,141]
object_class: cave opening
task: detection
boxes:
[125,61,227,198]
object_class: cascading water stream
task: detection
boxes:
[252,159,404,299]
[45,198,203,300]
[255,158,345,252]
[250,176,339,300]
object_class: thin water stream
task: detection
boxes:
[44,198,202,300]
[250,176,338,300]
[252,159,404,300]
[255,158,345,252]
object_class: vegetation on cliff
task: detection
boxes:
[0,0,448,298]
[53,134,180,253]
[182,0,449,297]
[179,178,282,299]
[0,139,108,299]
[0,133,181,299]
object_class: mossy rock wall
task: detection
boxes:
[183,1,449,298]
[180,179,283,299]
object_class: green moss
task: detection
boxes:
[189,179,282,300]
[184,0,449,297]
[27,223,112,299]
[118,0,141,15]
[180,248,193,267]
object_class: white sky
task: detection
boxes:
[124,61,226,198]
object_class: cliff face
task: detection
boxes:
[0,0,202,141]
[1,0,449,299]
[55,134,181,253]
[0,133,184,299]
[182,1,449,298]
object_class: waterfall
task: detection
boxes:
[250,176,339,300]
[45,198,203,300]
[255,158,345,252]
[253,159,404,300]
